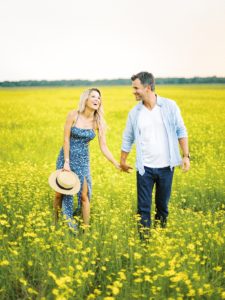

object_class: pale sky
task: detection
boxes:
[0,0,225,81]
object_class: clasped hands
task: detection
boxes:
[119,162,133,173]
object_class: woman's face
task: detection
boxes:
[86,90,101,111]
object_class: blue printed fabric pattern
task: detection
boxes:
[56,126,96,230]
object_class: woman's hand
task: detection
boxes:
[63,161,71,171]
[114,162,121,170]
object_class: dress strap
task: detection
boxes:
[73,111,79,126]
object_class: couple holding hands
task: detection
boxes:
[49,72,190,235]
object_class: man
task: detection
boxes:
[120,72,190,233]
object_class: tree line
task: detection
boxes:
[0,77,225,87]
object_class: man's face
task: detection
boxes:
[132,78,149,101]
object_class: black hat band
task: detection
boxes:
[56,178,73,190]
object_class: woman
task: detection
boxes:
[53,88,120,231]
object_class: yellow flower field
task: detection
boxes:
[0,85,224,299]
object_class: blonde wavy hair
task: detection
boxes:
[77,88,106,133]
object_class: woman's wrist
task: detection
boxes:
[113,161,120,168]
[65,158,70,163]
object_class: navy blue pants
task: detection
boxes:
[137,166,174,228]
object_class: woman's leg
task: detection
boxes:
[81,177,90,226]
[53,192,62,224]
[62,194,77,231]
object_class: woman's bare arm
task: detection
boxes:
[63,110,76,171]
[97,129,120,169]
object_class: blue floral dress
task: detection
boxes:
[56,118,96,230]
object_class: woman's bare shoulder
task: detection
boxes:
[66,109,78,119]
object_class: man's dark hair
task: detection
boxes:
[131,72,155,91]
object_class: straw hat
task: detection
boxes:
[48,169,81,195]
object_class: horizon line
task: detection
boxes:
[1,75,225,83]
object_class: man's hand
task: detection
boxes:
[120,162,133,173]
[120,151,132,173]
[181,157,190,172]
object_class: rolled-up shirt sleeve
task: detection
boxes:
[121,113,135,152]
[174,104,188,138]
